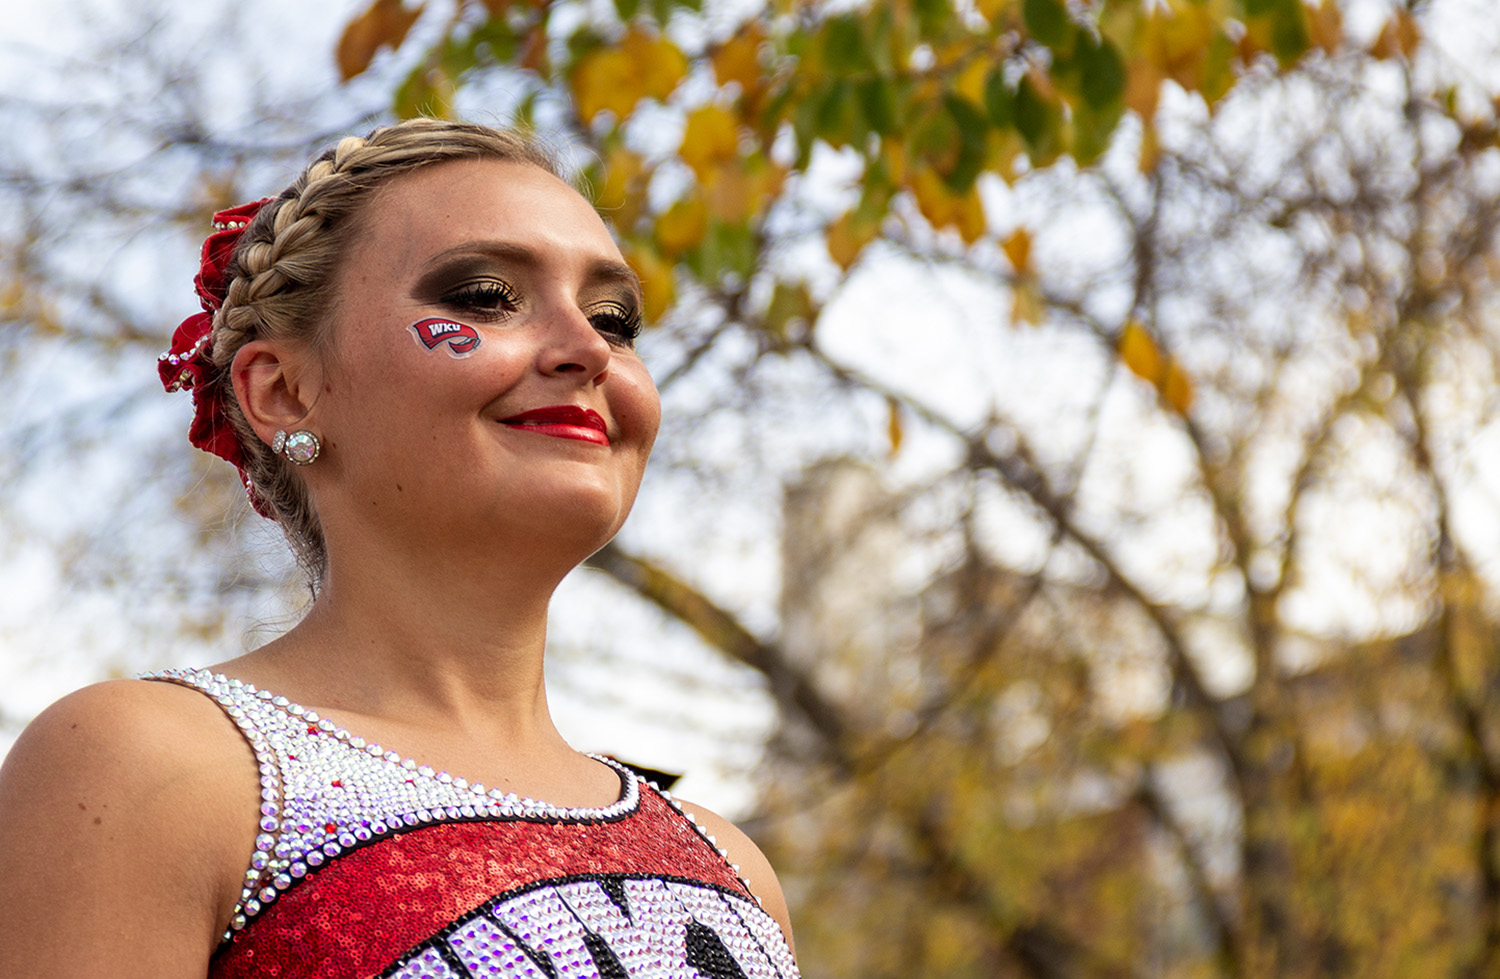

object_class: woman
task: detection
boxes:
[0,119,798,979]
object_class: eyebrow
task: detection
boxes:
[419,241,644,304]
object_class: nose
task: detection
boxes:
[538,302,613,383]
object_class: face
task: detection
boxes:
[306,158,660,565]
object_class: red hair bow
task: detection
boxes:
[159,198,273,513]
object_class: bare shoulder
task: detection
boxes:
[675,797,796,953]
[0,679,260,978]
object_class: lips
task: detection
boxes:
[499,405,609,445]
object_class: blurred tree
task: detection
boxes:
[336,0,1500,976]
[0,5,382,694]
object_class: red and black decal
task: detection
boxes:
[408,318,481,358]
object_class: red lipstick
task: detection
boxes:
[500,405,609,445]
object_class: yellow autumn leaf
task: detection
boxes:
[572,29,685,123]
[1118,319,1163,384]
[571,47,642,122]
[622,244,675,322]
[597,146,643,212]
[656,195,708,258]
[1002,228,1032,275]
[882,137,909,186]
[681,105,740,181]
[1372,9,1420,61]
[911,166,958,230]
[954,185,986,245]
[1138,121,1160,173]
[712,23,766,92]
[827,210,877,270]
[700,165,747,223]
[1308,0,1343,56]
[1124,58,1165,122]
[337,0,425,81]
[974,0,1012,25]
[704,156,786,224]
[887,397,905,457]
[909,166,985,243]
[1162,360,1194,414]
[1137,0,1215,94]
[1011,280,1045,326]
[954,57,989,107]
[623,28,688,102]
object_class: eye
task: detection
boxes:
[588,300,643,348]
[440,279,521,321]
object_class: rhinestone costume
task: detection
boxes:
[141,668,800,979]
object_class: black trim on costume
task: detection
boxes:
[583,932,630,979]
[686,920,751,979]
[598,875,633,920]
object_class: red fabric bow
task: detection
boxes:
[160,198,273,514]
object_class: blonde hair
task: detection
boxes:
[210,119,564,589]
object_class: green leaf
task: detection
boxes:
[1023,0,1072,49]
[1203,31,1236,103]
[614,0,641,21]
[865,3,896,74]
[566,26,607,60]
[1013,74,1062,163]
[471,20,519,65]
[814,79,860,148]
[857,77,899,136]
[708,220,758,282]
[1077,33,1126,110]
[393,64,449,119]
[513,88,541,128]
[823,16,868,74]
[764,281,815,339]
[791,86,822,168]
[914,0,954,37]
[439,35,477,78]
[1270,4,1310,66]
[1071,97,1124,165]
[984,66,1014,128]
[942,93,991,191]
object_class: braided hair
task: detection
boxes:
[208,119,563,588]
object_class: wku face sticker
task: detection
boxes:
[408,318,482,358]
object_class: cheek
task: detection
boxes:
[615,364,661,449]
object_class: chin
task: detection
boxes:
[505,484,636,554]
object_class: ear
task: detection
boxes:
[230,339,322,447]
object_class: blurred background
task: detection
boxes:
[3,0,1499,975]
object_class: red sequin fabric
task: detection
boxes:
[141,668,799,979]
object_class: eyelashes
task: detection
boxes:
[437,278,642,348]
[440,280,521,321]
[588,301,644,347]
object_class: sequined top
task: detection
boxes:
[142,668,799,979]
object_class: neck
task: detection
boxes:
[231,523,580,746]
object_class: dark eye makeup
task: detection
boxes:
[418,255,643,348]
[440,279,522,322]
[588,300,644,348]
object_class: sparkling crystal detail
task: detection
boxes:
[132,665,798,971]
[283,430,320,465]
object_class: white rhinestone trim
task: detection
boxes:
[139,667,641,942]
